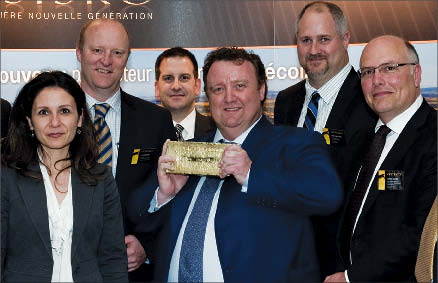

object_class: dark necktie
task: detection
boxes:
[304,90,320,131]
[345,125,392,241]
[175,124,184,141]
[178,139,226,282]
[94,103,112,166]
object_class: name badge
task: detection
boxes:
[322,128,345,145]
[377,170,404,191]
[131,148,157,165]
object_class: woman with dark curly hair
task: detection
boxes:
[1,71,128,282]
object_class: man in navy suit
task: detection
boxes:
[76,19,175,281]
[155,47,215,140]
[325,35,436,282]
[130,47,342,282]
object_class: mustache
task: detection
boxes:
[307,54,327,60]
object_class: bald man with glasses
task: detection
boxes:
[326,35,436,282]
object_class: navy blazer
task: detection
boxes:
[129,116,343,282]
[337,100,437,281]
[1,163,128,282]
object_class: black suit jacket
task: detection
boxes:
[1,98,11,138]
[337,100,437,281]
[116,90,175,232]
[116,90,175,281]
[1,163,127,282]
[194,110,215,138]
[274,68,377,277]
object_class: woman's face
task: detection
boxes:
[26,86,82,156]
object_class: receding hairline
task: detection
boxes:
[77,19,131,52]
[363,35,419,64]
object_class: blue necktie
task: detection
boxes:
[304,91,320,131]
[178,139,227,282]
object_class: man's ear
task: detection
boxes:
[413,64,422,88]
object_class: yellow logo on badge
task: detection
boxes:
[378,170,386,190]
[131,149,140,165]
[322,128,330,145]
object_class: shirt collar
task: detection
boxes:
[375,95,423,135]
[173,108,196,134]
[85,89,121,114]
[305,63,352,104]
[213,115,262,144]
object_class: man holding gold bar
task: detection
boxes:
[129,47,343,282]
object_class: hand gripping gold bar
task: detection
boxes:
[165,141,228,176]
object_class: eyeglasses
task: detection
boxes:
[358,63,417,79]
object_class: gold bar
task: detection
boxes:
[165,141,228,176]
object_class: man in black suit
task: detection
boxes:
[76,19,175,281]
[325,35,436,282]
[274,2,376,278]
[1,98,11,138]
[155,47,215,140]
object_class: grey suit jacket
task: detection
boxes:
[1,162,128,282]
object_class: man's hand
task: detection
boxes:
[324,272,347,282]
[218,144,252,185]
[157,139,189,205]
[125,235,147,272]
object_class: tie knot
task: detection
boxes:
[175,124,184,141]
[95,103,111,118]
[311,91,321,103]
[218,139,236,144]
[376,125,391,137]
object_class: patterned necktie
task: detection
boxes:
[178,139,226,282]
[345,125,392,241]
[175,124,184,141]
[94,103,112,166]
[415,197,437,282]
[304,91,321,131]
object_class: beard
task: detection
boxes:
[303,54,329,81]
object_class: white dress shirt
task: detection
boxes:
[345,95,424,281]
[86,90,122,177]
[173,108,196,140]
[40,163,74,283]
[298,64,352,133]
[150,116,261,282]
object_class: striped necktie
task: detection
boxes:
[175,123,184,141]
[304,91,321,131]
[94,103,112,166]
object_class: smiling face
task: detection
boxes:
[360,36,421,123]
[155,56,201,122]
[296,7,350,88]
[76,20,130,100]
[27,86,83,157]
[206,60,264,140]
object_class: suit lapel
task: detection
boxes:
[17,162,52,258]
[287,83,306,126]
[115,90,134,184]
[325,69,361,129]
[71,168,94,259]
[360,101,431,216]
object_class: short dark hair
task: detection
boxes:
[202,47,267,102]
[155,47,199,80]
[77,19,131,55]
[296,1,347,36]
[2,71,104,185]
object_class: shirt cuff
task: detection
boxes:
[344,270,350,282]
[148,187,174,213]
[240,168,250,193]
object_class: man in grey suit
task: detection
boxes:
[155,47,215,141]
